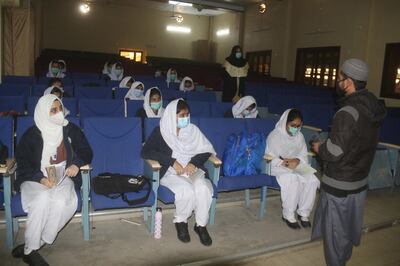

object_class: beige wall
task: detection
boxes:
[210,12,241,64]
[243,0,400,107]
[40,0,210,60]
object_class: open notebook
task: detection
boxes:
[45,161,68,186]
[180,168,206,183]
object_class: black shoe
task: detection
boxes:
[298,215,311,228]
[22,250,49,266]
[175,222,190,243]
[282,217,301,230]
[12,244,25,258]
[194,224,212,246]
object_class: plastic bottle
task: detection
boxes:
[154,207,162,239]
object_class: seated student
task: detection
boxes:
[154,69,162,78]
[46,60,65,78]
[107,62,124,81]
[58,60,67,74]
[125,81,145,100]
[43,86,70,116]
[47,78,70,98]
[265,109,319,229]
[179,77,195,92]
[141,99,215,246]
[224,96,259,118]
[12,94,92,265]
[119,76,135,88]
[136,87,164,118]
[102,61,113,76]
[166,68,180,88]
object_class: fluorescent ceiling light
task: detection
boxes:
[216,28,230,36]
[169,1,193,7]
[166,25,191,33]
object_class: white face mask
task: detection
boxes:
[49,112,65,126]
[133,88,143,97]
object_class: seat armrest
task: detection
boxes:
[144,159,162,171]
[0,158,16,175]
[264,154,274,162]
[379,142,400,150]
[303,125,323,133]
[208,155,222,167]
[79,164,92,172]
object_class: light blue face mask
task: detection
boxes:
[51,67,60,75]
[115,69,122,76]
[235,52,242,59]
[133,89,143,98]
[177,116,190,128]
[150,101,161,110]
[170,74,177,81]
[288,126,299,136]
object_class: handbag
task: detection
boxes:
[92,173,151,205]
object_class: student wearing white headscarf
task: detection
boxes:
[12,95,92,265]
[46,60,65,78]
[136,87,164,139]
[102,61,113,75]
[58,60,67,73]
[179,76,195,92]
[142,99,215,246]
[265,109,319,229]
[107,62,124,81]
[166,68,180,88]
[43,86,70,117]
[119,76,135,88]
[125,81,145,100]
[224,96,259,118]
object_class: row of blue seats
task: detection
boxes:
[1,97,228,118]
[1,116,282,249]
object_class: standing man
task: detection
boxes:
[311,58,386,266]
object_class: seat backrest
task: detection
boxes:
[32,84,74,97]
[161,90,185,102]
[210,102,233,118]
[186,101,211,117]
[198,118,246,157]
[79,99,124,118]
[2,75,34,85]
[27,97,78,117]
[246,87,267,107]
[16,116,80,144]
[300,103,334,131]
[126,100,143,117]
[36,76,73,86]
[380,117,400,145]
[0,96,25,114]
[266,92,295,115]
[83,117,143,176]
[142,80,167,91]
[114,87,130,99]
[246,119,276,136]
[0,117,13,157]
[71,73,101,80]
[165,82,180,90]
[75,86,112,99]
[0,84,30,98]
[186,91,217,102]
[73,78,106,87]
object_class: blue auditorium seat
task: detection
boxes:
[210,102,233,118]
[0,84,30,98]
[186,91,217,102]
[75,86,112,99]
[0,96,25,114]
[79,99,124,119]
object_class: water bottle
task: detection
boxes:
[154,207,162,239]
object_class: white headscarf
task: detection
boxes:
[58,60,67,73]
[34,94,69,176]
[179,76,195,92]
[143,87,164,118]
[232,96,258,118]
[125,81,145,100]
[43,86,70,116]
[102,62,111,75]
[119,76,134,88]
[265,109,308,164]
[108,63,124,81]
[160,99,216,167]
[46,60,65,78]
[166,68,180,87]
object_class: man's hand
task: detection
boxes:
[173,161,184,175]
[40,177,55,188]
[184,163,196,176]
[311,141,322,154]
[65,164,79,177]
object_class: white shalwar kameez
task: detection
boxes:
[21,95,77,255]
[160,99,216,226]
[266,109,319,222]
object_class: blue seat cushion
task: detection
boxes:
[11,189,83,217]
[90,183,155,211]
[158,181,218,204]
[217,174,280,192]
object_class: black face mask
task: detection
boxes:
[336,86,346,98]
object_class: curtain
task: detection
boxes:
[3,7,35,76]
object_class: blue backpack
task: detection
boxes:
[222,130,266,176]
